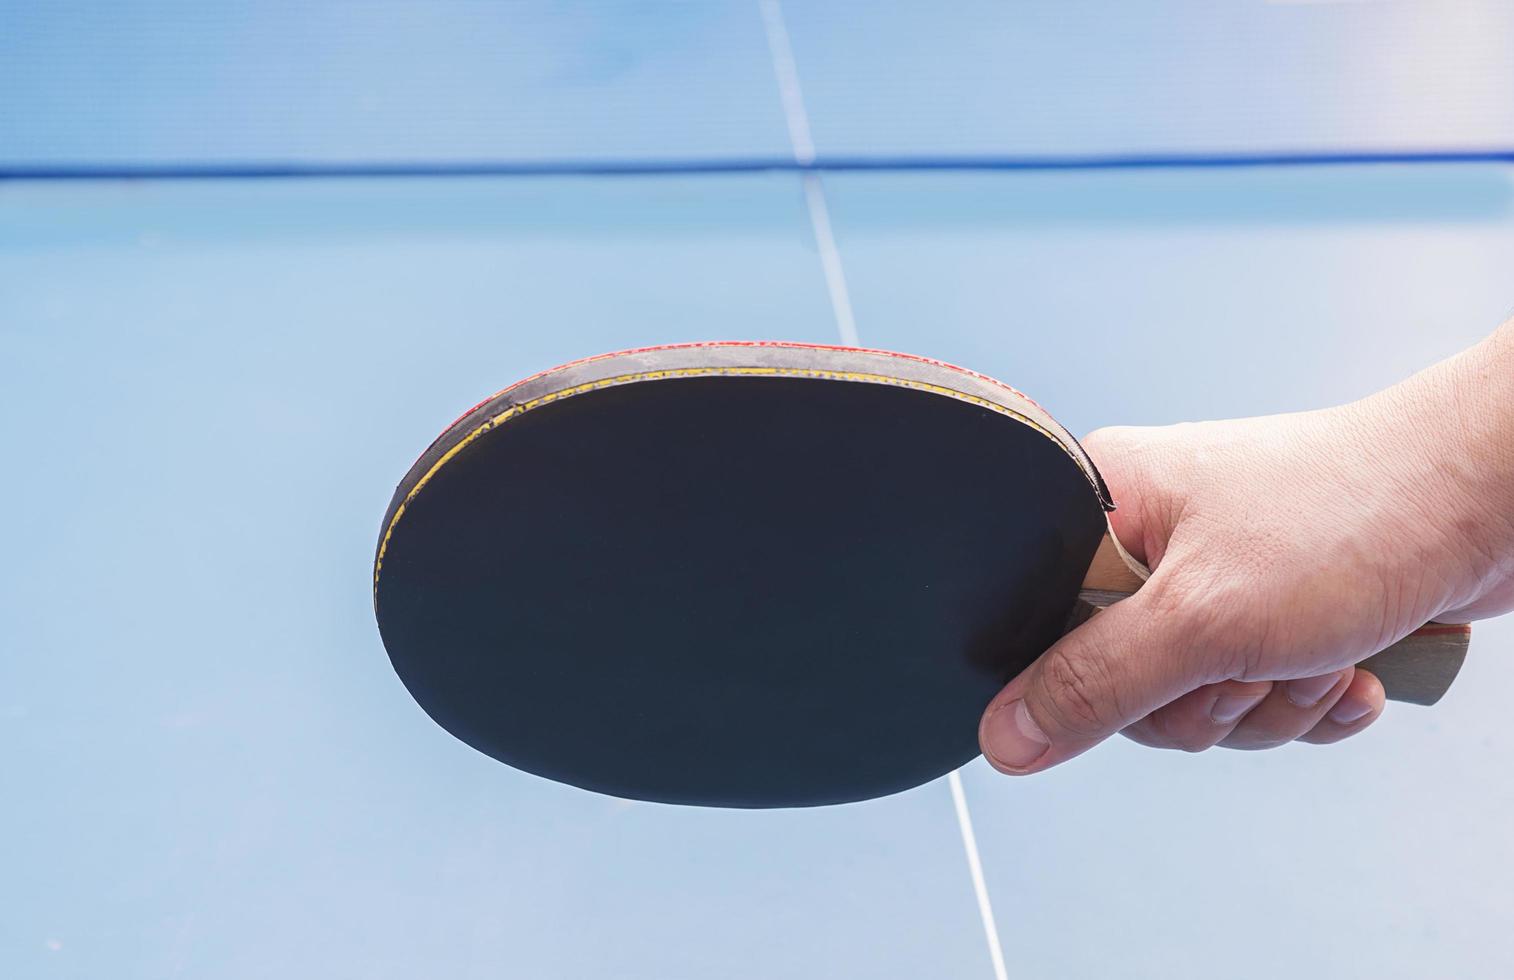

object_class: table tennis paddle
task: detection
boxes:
[373,342,1469,808]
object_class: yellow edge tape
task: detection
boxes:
[373,366,1089,595]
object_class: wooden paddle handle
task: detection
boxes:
[1074,534,1469,706]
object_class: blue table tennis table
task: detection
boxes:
[3,3,1513,977]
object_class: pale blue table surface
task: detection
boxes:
[3,4,1512,977]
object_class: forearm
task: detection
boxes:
[1349,320,1514,619]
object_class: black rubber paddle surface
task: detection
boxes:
[375,368,1106,807]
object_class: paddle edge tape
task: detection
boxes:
[373,342,1114,598]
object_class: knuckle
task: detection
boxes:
[1155,705,1222,753]
[1169,724,1219,754]
[1120,718,1168,750]
[1038,644,1120,737]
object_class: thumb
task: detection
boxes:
[977,582,1204,775]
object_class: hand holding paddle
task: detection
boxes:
[981,322,1513,774]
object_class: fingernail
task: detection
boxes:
[1210,694,1265,725]
[1286,673,1344,708]
[983,699,1050,771]
[1328,697,1373,726]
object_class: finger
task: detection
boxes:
[979,584,1215,775]
[1122,679,1274,752]
[1298,669,1385,745]
[1080,425,1183,569]
[1218,668,1353,751]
